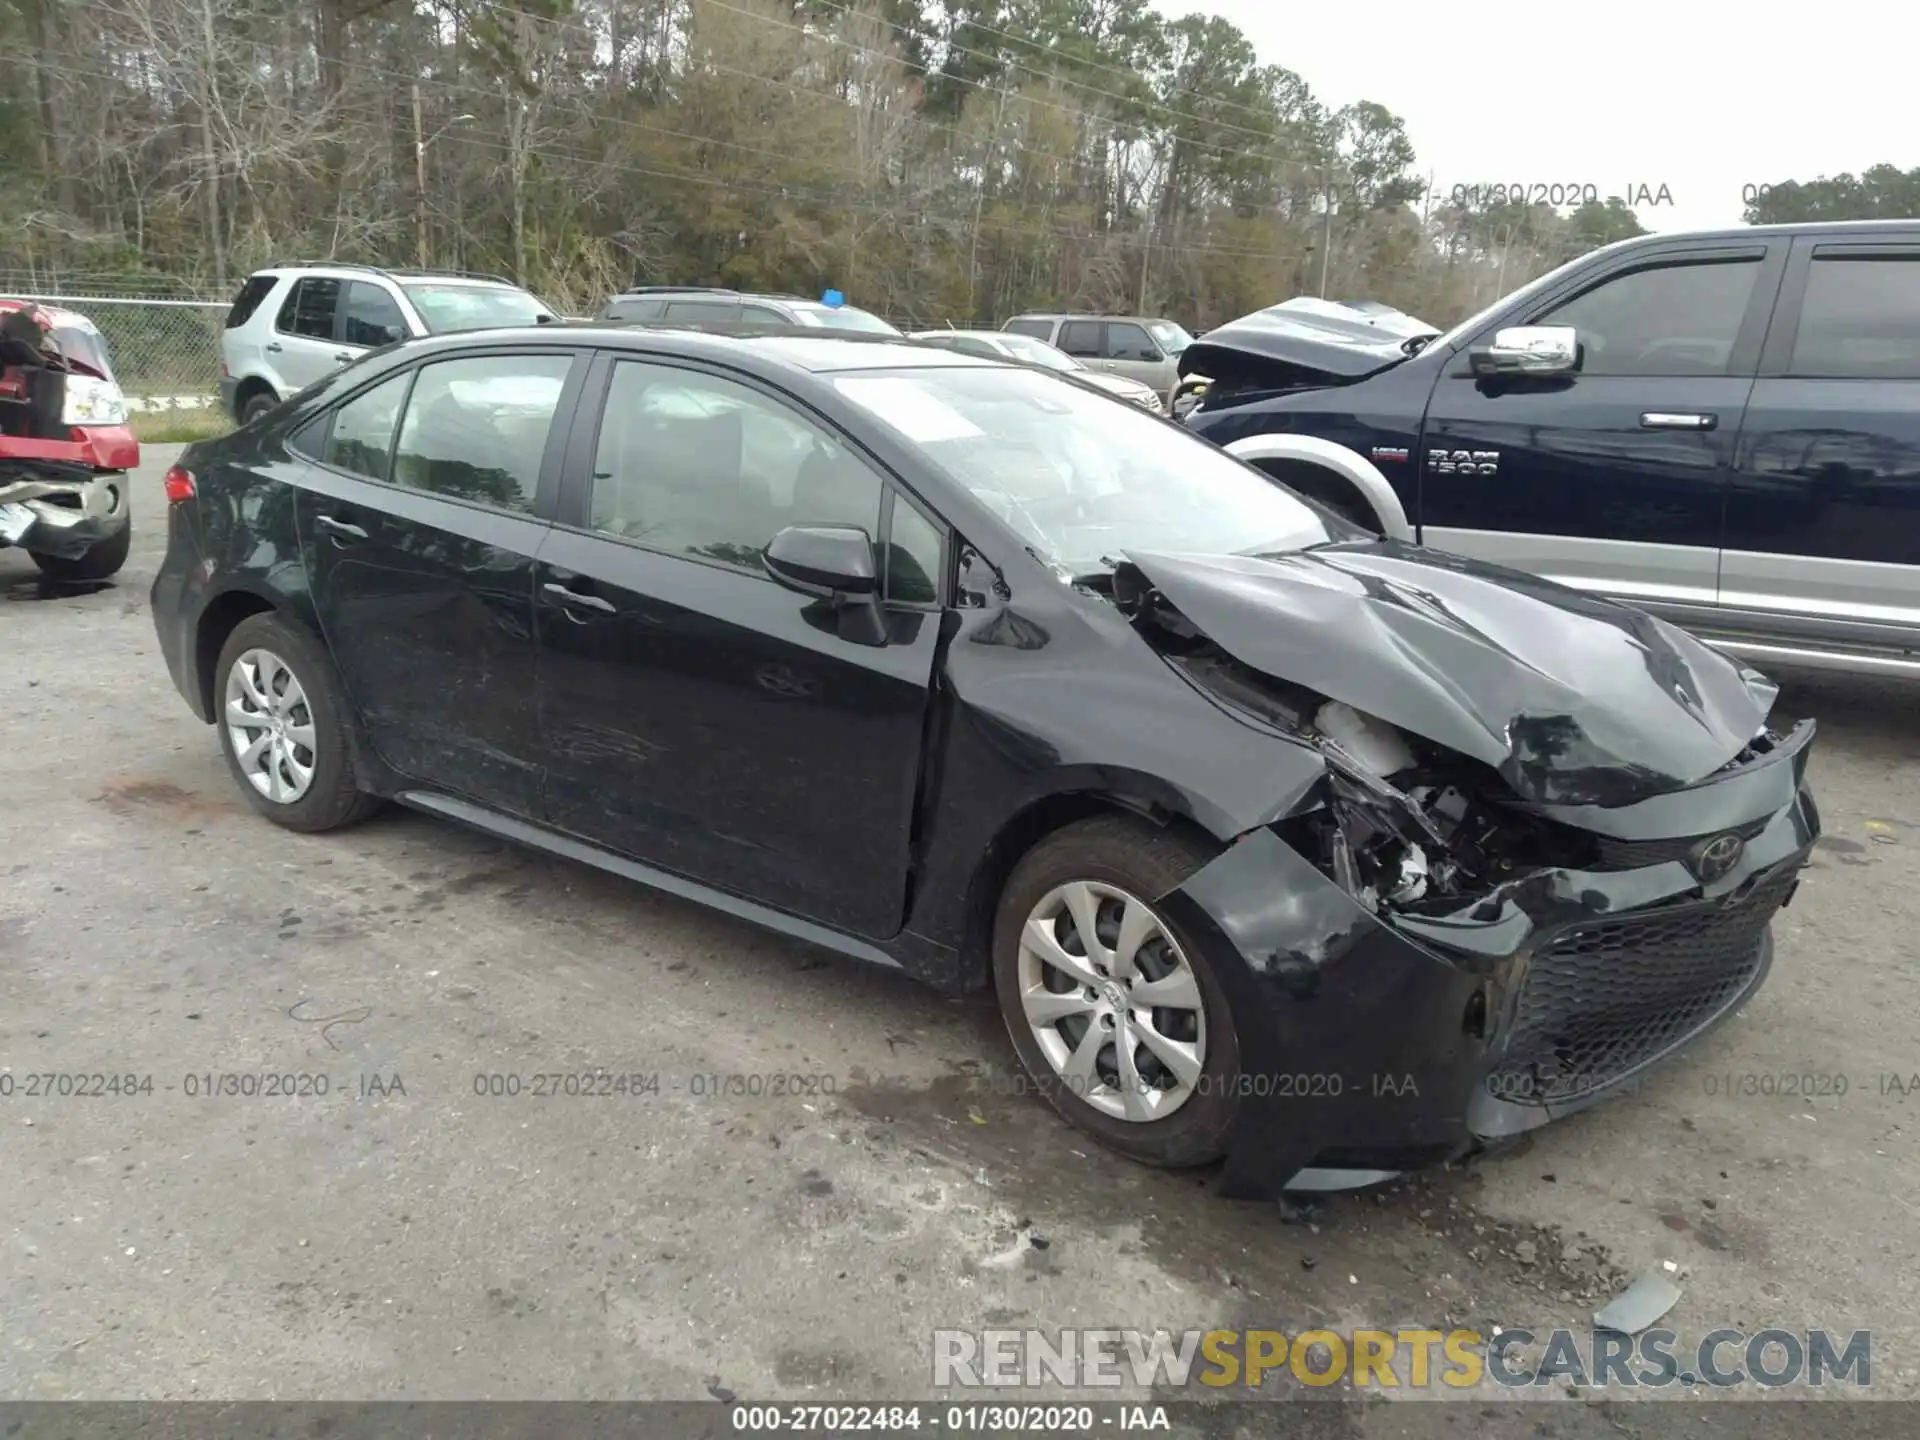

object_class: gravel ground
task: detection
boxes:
[2,449,1914,1431]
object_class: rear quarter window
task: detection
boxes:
[1003,318,1054,341]
[226,275,278,329]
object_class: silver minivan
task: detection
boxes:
[1000,314,1195,399]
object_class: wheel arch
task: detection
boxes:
[232,374,278,414]
[952,786,1227,992]
[1225,433,1413,540]
[196,590,386,793]
[192,587,282,720]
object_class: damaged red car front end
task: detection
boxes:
[1,298,138,578]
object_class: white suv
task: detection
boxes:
[219,265,558,425]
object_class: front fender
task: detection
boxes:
[1225,433,1413,542]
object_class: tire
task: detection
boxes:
[213,612,382,832]
[991,814,1240,1168]
[239,390,277,426]
[31,523,131,581]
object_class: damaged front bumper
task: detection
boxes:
[0,459,132,559]
[1156,720,1819,1201]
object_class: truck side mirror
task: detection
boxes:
[1469,325,1579,378]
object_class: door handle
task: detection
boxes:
[314,514,368,541]
[1640,412,1718,430]
[542,582,614,614]
[265,342,283,353]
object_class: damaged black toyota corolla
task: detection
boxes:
[149,329,1819,1199]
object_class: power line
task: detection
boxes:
[807,0,1311,147]
[470,0,1316,178]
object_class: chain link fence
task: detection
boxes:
[0,285,228,413]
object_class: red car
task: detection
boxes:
[0,297,140,579]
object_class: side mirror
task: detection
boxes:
[534,313,557,325]
[763,524,877,600]
[1469,324,1578,378]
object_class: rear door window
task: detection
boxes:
[1057,320,1102,358]
[1789,254,1920,378]
[276,278,342,340]
[390,353,573,513]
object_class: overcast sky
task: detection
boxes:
[1157,1,1914,233]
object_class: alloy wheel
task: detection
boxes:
[223,647,318,804]
[1015,880,1208,1122]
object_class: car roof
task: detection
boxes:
[254,265,523,290]
[1621,219,1920,244]
[403,325,993,376]
[607,288,814,304]
[1006,313,1170,323]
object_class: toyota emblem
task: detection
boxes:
[1692,833,1746,882]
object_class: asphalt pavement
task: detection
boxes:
[2,449,1915,1428]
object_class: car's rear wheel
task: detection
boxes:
[214,613,380,832]
[31,523,131,581]
[991,815,1240,1167]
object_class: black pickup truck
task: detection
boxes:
[1182,221,1920,680]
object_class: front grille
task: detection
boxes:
[1592,818,1768,871]
[1487,863,1799,1105]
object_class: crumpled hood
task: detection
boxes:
[1178,297,1438,384]
[1123,541,1777,806]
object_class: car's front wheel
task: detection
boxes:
[214,612,381,832]
[992,815,1240,1168]
[239,390,278,426]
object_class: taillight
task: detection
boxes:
[163,465,196,503]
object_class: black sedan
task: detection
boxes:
[150,326,1820,1198]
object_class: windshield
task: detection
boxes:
[1147,320,1193,353]
[402,283,551,334]
[794,304,900,335]
[994,333,1081,372]
[832,367,1339,576]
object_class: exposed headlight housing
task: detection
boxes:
[62,375,129,426]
